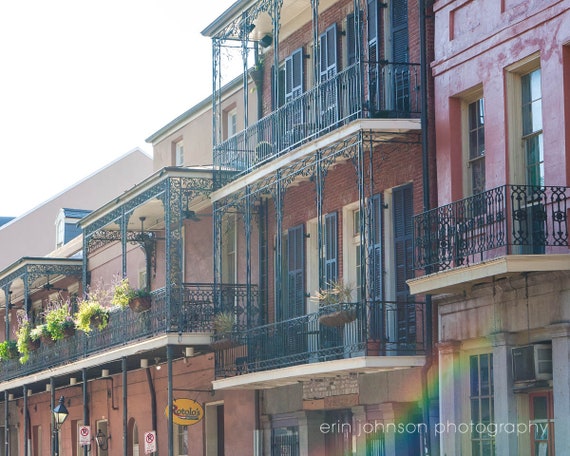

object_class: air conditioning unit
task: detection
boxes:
[512,344,552,383]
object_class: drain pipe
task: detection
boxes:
[419,0,435,453]
[82,368,89,456]
[145,366,157,454]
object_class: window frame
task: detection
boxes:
[469,352,495,456]
[506,53,542,186]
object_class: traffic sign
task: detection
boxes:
[144,431,156,454]
[79,425,91,446]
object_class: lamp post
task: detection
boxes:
[52,396,69,456]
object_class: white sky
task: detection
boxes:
[0,0,236,217]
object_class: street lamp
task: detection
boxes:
[52,396,69,456]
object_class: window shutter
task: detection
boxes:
[393,184,413,301]
[287,224,305,319]
[324,212,338,286]
[285,48,304,103]
[370,194,384,301]
[367,0,381,112]
[393,184,416,345]
[319,24,338,82]
[391,0,408,62]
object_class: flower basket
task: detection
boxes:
[41,334,55,346]
[129,296,152,313]
[318,309,357,327]
[63,326,76,338]
[27,339,40,351]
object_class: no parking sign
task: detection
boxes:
[79,426,91,446]
[144,431,156,454]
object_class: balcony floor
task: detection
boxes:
[408,254,570,295]
[212,355,426,390]
[1,333,212,391]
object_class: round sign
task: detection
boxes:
[165,398,204,426]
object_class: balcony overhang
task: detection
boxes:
[0,333,211,392]
[79,166,214,232]
[212,355,426,390]
[408,254,570,295]
[212,118,421,202]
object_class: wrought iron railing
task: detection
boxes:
[0,283,259,382]
[214,300,425,378]
[214,61,421,185]
[413,185,570,273]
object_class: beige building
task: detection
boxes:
[0,148,153,270]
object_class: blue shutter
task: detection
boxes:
[369,194,384,341]
[285,48,304,103]
[392,184,416,347]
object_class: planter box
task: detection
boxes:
[319,309,357,327]
[129,296,152,313]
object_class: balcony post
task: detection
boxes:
[490,332,518,455]
[437,340,461,456]
[550,323,570,453]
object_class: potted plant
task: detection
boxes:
[210,311,238,350]
[16,313,39,364]
[30,324,54,346]
[111,277,131,309]
[127,288,152,313]
[0,340,18,361]
[312,280,357,327]
[112,278,152,312]
[44,299,76,340]
[75,298,110,333]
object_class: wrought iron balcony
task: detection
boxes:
[214,61,420,185]
[0,283,258,382]
[413,185,570,273]
[214,299,425,378]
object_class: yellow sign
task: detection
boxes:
[165,399,204,426]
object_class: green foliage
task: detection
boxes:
[16,313,34,364]
[0,340,18,361]
[44,300,75,341]
[30,324,50,341]
[74,299,110,333]
[111,278,132,308]
[311,280,354,307]
[213,311,235,334]
[111,277,151,308]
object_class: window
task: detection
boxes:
[174,425,189,456]
[529,391,554,456]
[33,425,42,456]
[205,403,225,456]
[521,68,543,186]
[226,108,237,139]
[271,427,299,456]
[468,98,486,195]
[132,421,140,456]
[470,353,495,456]
[324,212,338,287]
[286,224,305,320]
[175,140,184,166]
[285,48,304,103]
[96,420,109,456]
[343,205,362,303]
[221,215,237,284]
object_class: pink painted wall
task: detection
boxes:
[432,0,570,205]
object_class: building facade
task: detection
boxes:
[203,0,436,454]
[410,1,570,455]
